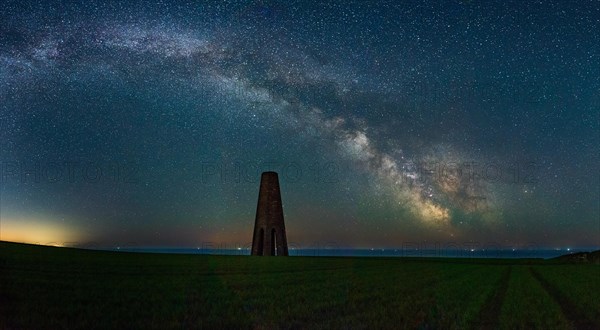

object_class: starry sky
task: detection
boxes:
[0,0,598,249]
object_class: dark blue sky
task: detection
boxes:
[0,0,598,248]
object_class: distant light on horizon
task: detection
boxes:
[1,217,85,247]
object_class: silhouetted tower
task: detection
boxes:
[251,171,289,256]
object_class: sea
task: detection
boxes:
[91,247,597,259]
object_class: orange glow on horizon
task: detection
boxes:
[0,217,85,247]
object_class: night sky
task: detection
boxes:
[0,0,598,249]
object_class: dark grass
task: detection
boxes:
[529,266,600,329]
[474,266,512,329]
[1,241,598,329]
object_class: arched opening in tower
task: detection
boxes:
[257,228,264,256]
[271,228,277,256]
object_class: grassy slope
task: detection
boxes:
[1,241,598,329]
[499,266,570,329]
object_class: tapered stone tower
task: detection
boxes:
[251,171,289,256]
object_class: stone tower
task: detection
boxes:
[251,171,289,256]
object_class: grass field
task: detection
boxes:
[1,241,598,329]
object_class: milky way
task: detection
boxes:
[0,1,598,248]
